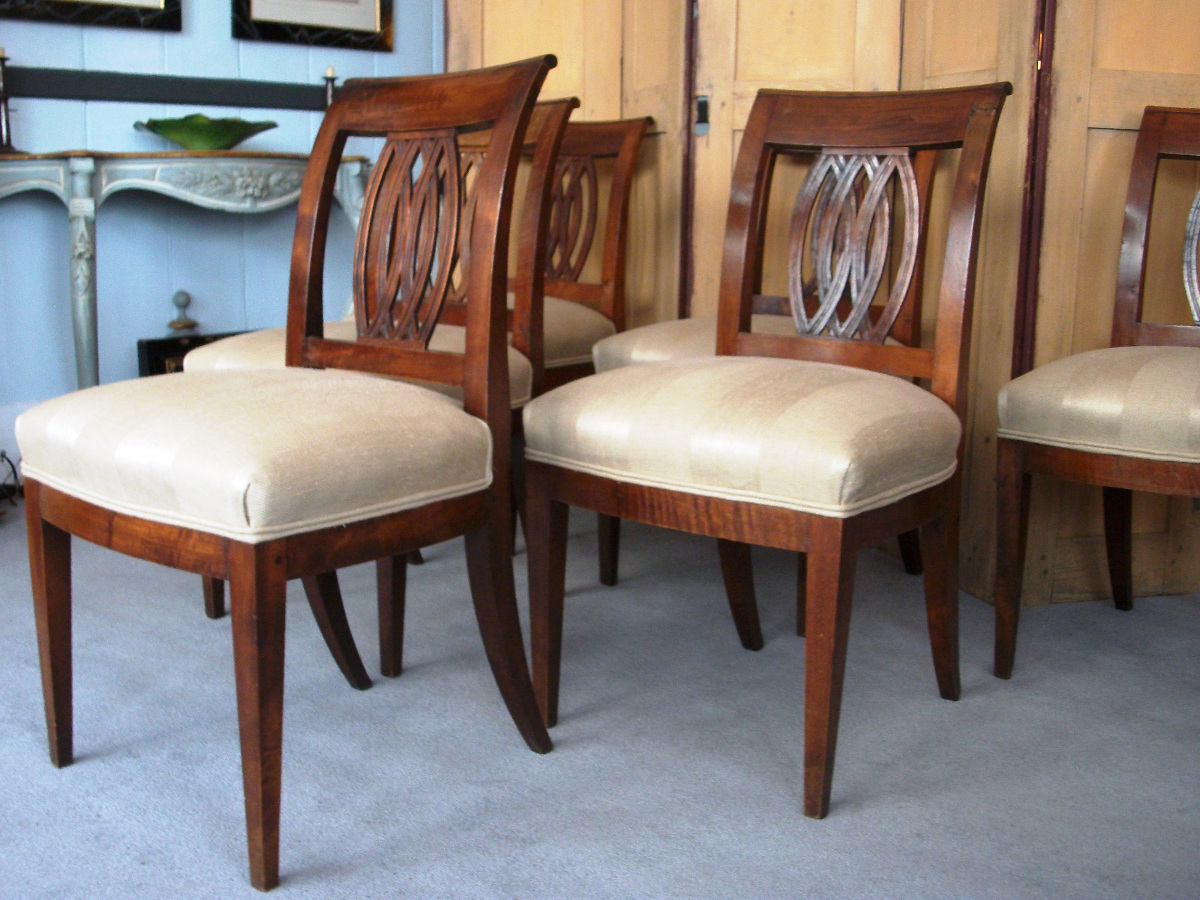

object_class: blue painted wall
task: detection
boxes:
[0,1,443,454]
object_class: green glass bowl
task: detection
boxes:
[134,114,277,151]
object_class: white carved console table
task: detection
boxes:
[0,150,368,388]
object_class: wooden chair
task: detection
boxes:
[18,56,555,890]
[523,83,1009,818]
[590,148,938,589]
[528,116,652,394]
[185,98,579,688]
[994,106,1200,678]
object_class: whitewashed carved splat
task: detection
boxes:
[1184,186,1200,324]
[787,149,919,342]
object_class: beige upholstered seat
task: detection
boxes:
[543,295,616,367]
[185,320,534,408]
[17,369,491,542]
[524,356,960,518]
[997,345,1200,462]
[592,314,798,372]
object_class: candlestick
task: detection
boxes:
[0,47,16,154]
[324,66,337,108]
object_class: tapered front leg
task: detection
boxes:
[377,555,408,677]
[802,518,856,820]
[1102,486,1134,612]
[464,496,552,754]
[26,480,74,768]
[203,577,227,619]
[716,539,764,650]
[229,540,288,892]
[302,572,371,690]
[993,439,1031,679]
[527,465,570,728]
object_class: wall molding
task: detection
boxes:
[7,66,327,111]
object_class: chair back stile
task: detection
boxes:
[506,100,580,392]
[715,86,1009,427]
[1113,106,1200,350]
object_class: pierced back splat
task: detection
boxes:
[1185,185,1200,324]
[354,131,463,347]
[545,154,598,281]
[788,149,920,342]
[446,148,485,306]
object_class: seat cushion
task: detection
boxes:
[592,315,798,372]
[184,320,534,408]
[997,345,1200,462]
[524,357,960,518]
[17,369,492,543]
[543,295,617,368]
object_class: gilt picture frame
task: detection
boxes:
[0,0,181,31]
[232,0,393,52]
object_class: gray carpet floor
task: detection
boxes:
[0,502,1196,898]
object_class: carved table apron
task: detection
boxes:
[0,150,368,388]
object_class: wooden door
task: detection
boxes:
[691,0,903,317]
[1019,0,1200,604]
[900,0,1039,599]
[446,0,686,327]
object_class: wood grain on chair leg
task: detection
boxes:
[597,513,620,586]
[229,540,288,892]
[301,572,371,690]
[795,553,807,637]
[203,577,227,619]
[26,480,74,769]
[464,502,553,754]
[919,506,961,701]
[716,539,764,650]
[1102,486,1134,612]
[994,438,1031,679]
[802,519,856,820]
[898,529,923,575]
[377,555,408,678]
[528,476,570,728]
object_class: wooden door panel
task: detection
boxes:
[692,0,902,318]
[445,0,684,331]
[903,0,1037,600]
[1025,0,1200,604]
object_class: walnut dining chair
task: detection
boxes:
[589,147,937,592]
[19,56,555,890]
[993,105,1200,678]
[522,83,1009,819]
[184,98,579,687]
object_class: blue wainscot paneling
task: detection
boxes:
[0,1,443,456]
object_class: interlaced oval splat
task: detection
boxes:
[446,149,484,306]
[1184,186,1200,324]
[354,132,462,346]
[545,155,598,281]
[788,149,919,342]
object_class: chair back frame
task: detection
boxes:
[541,116,652,332]
[714,84,1010,424]
[284,58,554,438]
[1112,106,1200,349]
